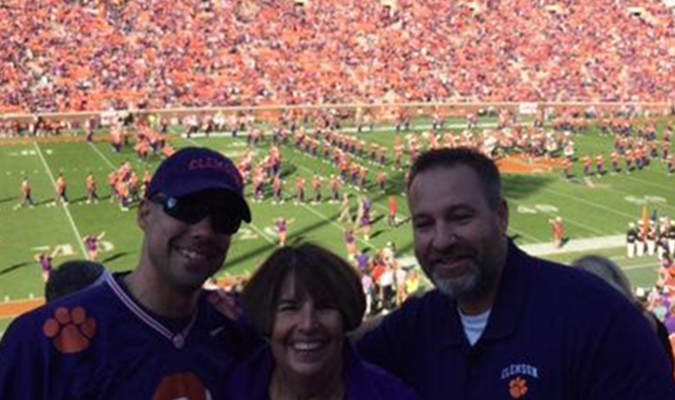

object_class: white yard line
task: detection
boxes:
[621,174,675,195]
[507,197,604,236]
[550,219,605,235]
[299,203,370,247]
[397,234,635,269]
[609,256,663,271]
[507,225,545,243]
[87,142,116,169]
[520,234,626,256]
[33,142,87,257]
[543,187,636,219]
[245,223,276,245]
[624,262,661,271]
[184,137,202,147]
[600,184,675,214]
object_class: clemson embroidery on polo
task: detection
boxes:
[500,363,539,380]
[509,377,528,399]
[501,363,538,399]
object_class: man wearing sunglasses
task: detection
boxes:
[0,147,263,400]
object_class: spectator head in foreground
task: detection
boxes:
[45,260,108,302]
[571,255,633,298]
[572,254,675,371]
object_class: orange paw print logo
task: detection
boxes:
[42,306,97,354]
[154,372,210,400]
[509,377,528,399]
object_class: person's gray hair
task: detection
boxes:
[571,255,634,300]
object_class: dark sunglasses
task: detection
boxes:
[150,193,242,234]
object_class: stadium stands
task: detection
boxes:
[3,0,675,113]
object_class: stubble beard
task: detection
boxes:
[428,265,482,301]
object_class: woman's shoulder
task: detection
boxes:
[345,343,420,400]
[224,345,274,400]
[360,361,420,400]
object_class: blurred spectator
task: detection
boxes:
[572,254,675,372]
[44,260,108,303]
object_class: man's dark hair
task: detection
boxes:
[45,260,106,303]
[407,147,503,207]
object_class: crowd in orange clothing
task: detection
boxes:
[3,0,675,114]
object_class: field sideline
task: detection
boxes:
[1,118,673,335]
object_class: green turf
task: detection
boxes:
[0,118,673,308]
[0,318,12,339]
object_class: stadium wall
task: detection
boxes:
[1,102,674,127]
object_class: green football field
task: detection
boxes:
[1,118,674,335]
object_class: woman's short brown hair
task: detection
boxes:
[242,242,366,336]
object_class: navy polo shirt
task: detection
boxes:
[358,242,675,400]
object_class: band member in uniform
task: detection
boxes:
[294,176,306,204]
[312,175,323,204]
[86,173,100,204]
[272,174,284,204]
[549,217,565,248]
[54,173,69,205]
[20,177,35,207]
[337,193,352,223]
[627,222,638,259]
[329,175,341,203]
[388,195,399,227]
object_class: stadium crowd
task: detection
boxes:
[3,0,675,113]
[2,0,675,394]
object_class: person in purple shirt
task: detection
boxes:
[83,232,105,261]
[355,249,370,271]
[226,243,420,400]
[0,147,261,400]
[34,249,57,282]
[358,147,675,400]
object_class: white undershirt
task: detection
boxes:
[458,307,491,346]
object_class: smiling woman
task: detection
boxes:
[226,243,420,400]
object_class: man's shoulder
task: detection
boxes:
[512,247,632,313]
[0,285,119,366]
[198,289,264,354]
[375,289,453,332]
[394,288,449,312]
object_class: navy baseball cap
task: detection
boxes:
[148,147,251,222]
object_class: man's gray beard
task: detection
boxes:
[430,268,481,300]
